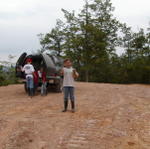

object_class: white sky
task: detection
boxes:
[0,0,150,62]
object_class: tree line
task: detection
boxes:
[38,0,149,84]
[0,65,18,86]
[0,56,18,86]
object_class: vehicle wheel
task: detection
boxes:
[24,82,28,93]
[55,78,62,93]
[55,83,62,93]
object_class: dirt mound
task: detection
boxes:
[0,83,150,149]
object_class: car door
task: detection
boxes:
[16,52,27,77]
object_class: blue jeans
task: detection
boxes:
[41,82,47,95]
[63,87,75,101]
[26,76,34,89]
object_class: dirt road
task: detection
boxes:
[0,82,150,149]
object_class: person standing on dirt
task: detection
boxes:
[21,58,35,98]
[33,70,39,95]
[38,68,47,96]
[61,59,79,113]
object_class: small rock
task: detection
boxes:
[128,142,135,146]
[29,139,33,142]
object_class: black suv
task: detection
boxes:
[15,52,63,92]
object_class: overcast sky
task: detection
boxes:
[0,0,150,62]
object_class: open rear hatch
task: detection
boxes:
[16,52,27,78]
[41,53,56,76]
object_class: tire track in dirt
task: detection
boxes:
[57,88,128,149]
[57,119,99,149]
[0,120,17,148]
[1,83,150,149]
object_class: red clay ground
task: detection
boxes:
[0,82,150,149]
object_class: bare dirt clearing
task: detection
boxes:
[0,82,150,149]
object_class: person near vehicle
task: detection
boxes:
[21,58,35,97]
[38,68,47,96]
[61,59,79,113]
[33,70,39,95]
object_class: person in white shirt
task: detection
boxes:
[61,59,79,113]
[22,58,35,97]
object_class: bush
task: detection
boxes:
[0,65,18,86]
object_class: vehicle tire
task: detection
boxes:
[24,82,28,93]
[54,78,62,93]
[55,82,62,93]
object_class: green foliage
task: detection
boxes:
[0,65,18,86]
[38,0,150,84]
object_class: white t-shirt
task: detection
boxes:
[63,67,74,87]
[22,64,35,78]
